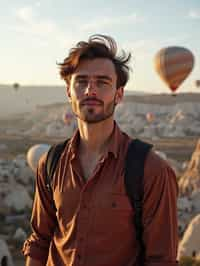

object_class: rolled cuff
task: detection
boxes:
[22,239,49,264]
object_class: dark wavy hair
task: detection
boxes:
[58,34,131,89]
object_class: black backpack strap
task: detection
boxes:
[125,138,153,266]
[45,139,70,196]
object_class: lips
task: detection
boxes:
[81,99,102,106]
[83,101,101,106]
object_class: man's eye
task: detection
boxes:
[77,80,88,85]
[97,80,109,86]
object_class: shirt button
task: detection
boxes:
[112,202,117,208]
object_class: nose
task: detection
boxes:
[84,80,97,96]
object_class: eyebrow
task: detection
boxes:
[75,75,112,82]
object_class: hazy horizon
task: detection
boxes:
[0,84,151,118]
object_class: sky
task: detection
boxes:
[0,0,200,94]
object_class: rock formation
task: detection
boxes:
[178,214,200,259]
[179,139,200,196]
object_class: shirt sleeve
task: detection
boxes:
[22,153,57,263]
[142,151,179,266]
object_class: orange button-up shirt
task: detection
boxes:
[22,123,179,266]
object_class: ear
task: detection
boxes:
[115,87,124,105]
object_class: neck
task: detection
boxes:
[77,117,114,155]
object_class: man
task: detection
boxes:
[23,34,178,265]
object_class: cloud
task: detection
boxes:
[14,6,55,32]
[188,9,200,19]
[15,7,35,24]
[11,6,75,49]
[35,2,41,8]
[11,7,145,51]
[81,13,145,31]
[122,39,160,58]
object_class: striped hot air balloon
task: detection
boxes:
[154,46,195,94]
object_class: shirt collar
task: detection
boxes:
[106,121,122,159]
[68,121,122,159]
[68,128,80,158]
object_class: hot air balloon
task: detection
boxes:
[62,111,74,126]
[13,83,20,91]
[146,112,155,123]
[27,144,50,173]
[154,46,195,94]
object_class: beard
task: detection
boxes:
[71,97,116,124]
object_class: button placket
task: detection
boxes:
[75,186,92,266]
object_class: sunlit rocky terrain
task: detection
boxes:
[1,92,200,265]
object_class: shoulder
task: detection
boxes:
[37,140,70,175]
[35,152,48,187]
[144,150,171,174]
[38,152,48,174]
[144,150,178,195]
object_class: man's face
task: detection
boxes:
[67,58,123,123]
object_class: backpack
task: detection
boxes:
[45,138,153,266]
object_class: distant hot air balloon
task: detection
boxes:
[146,112,155,123]
[13,83,20,91]
[62,111,74,125]
[154,46,195,94]
[27,144,50,173]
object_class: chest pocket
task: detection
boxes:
[93,193,133,234]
